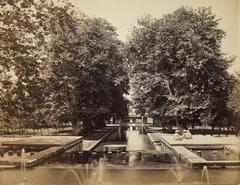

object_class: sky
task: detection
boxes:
[71,0,240,72]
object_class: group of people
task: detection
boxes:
[173,129,192,141]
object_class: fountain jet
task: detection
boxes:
[201,165,210,185]
[21,148,26,185]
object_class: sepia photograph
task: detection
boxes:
[0,0,240,185]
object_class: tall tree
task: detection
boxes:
[228,74,240,136]
[0,0,129,135]
[50,16,129,134]
[127,7,233,132]
[74,17,129,132]
[0,0,79,133]
[0,0,51,133]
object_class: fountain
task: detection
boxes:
[169,155,184,185]
[62,169,83,185]
[60,158,104,185]
[96,158,104,185]
[20,148,26,185]
[201,165,210,185]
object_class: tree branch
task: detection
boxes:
[164,79,173,96]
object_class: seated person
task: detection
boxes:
[183,129,192,139]
[173,130,182,141]
[182,130,187,137]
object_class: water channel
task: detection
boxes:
[1,126,240,185]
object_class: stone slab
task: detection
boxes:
[161,135,239,146]
[1,136,82,147]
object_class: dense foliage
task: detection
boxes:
[126,7,234,132]
[0,0,129,135]
[51,16,129,134]
[0,0,55,133]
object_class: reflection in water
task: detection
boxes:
[126,129,154,151]
[126,128,154,166]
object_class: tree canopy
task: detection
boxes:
[0,0,129,135]
[126,7,234,131]
[51,16,129,133]
[0,0,57,132]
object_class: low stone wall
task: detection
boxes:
[83,127,118,151]
[172,146,207,168]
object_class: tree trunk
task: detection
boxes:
[162,124,166,132]
[72,121,81,136]
[167,122,173,133]
[218,127,221,137]
[113,117,116,124]
[55,127,59,136]
[6,128,9,135]
[176,118,183,135]
[226,126,229,137]
[22,125,26,135]
[211,125,215,136]
[40,128,43,136]
[236,126,240,137]
[10,125,14,135]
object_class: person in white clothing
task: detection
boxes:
[173,130,182,141]
[183,129,192,139]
